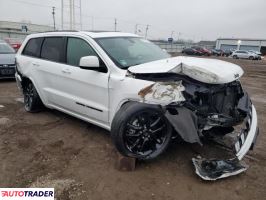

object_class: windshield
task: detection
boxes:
[96,37,170,69]
[0,43,15,54]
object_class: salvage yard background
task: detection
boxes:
[0,57,265,200]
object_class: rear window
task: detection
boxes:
[22,38,43,57]
[41,37,65,62]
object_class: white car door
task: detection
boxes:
[34,37,68,106]
[17,37,67,106]
[54,37,109,124]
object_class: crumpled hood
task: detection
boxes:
[0,54,15,65]
[128,56,244,84]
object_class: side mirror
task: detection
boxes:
[79,56,100,70]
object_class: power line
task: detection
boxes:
[7,0,196,40]
[10,0,59,9]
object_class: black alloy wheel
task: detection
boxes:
[111,103,172,160]
[23,81,43,112]
[124,111,168,157]
[24,82,34,111]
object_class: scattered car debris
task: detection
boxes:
[0,117,10,125]
[192,157,248,181]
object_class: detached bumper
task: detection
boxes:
[192,104,259,181]
[235,104,259,160]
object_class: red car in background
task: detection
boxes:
[191,46,212,56]
[4,38,24,52]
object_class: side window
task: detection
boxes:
[67,37,97,66]
[41,37,65,62]
[22,38,43,57]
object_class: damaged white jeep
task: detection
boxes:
[15,32,259,180]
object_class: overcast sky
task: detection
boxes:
[0,0,265,41]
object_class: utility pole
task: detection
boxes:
[135,24,139,34]
[114,18,117,32]
[171,31,174,38]
[79,0,82,30]
[145,25,150,39]
[52,7,56,30]
[73,0,75,29]
[177,32,181,41]
[69,0,73,30]
[61,0,64,30]
[91,16,94,30]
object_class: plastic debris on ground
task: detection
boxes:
[192,157,248,181]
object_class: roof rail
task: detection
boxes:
[82,30,120,33]
[40,30,79,33]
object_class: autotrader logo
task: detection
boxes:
[0,188,54,199]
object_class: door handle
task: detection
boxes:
[62,69,71,74]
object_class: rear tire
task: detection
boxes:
[111,102,172,160]
[23,81,43,113]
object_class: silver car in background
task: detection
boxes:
[0,40,16,79]
[232,50,261,60]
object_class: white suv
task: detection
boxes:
[232,50,261,60]
[15,31,258,161]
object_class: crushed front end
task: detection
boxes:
[134,72,259,180]
[179,76,259,161]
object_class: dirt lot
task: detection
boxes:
[0,57,265,200]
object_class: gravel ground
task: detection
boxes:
[0,57,265,200]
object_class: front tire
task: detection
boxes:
[23,81,43,112]
[249,56,254,60]
[111,102,172,160]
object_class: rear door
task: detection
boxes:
[17,37,47,100]
[36,37,67,105]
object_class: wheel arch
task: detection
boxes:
[110,98,141,124]
[19,75,47,106]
